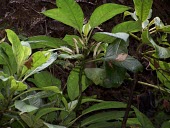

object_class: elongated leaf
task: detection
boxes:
[142,30,170,58]
[84,68,105,85]
[82,101,126,115]
[63,35,83,47]
[6,29,31,73]
[15,100,38,113]
[28,35,68,49]
[22,91,55,102]
[95,32,129,42]
[133,0,153,21]
[67,67,88,100]
[89,3,130,28]
[44,122,66,128]
[133,108,154,128]
[0,43,17,74]
[43,0,84,32]
[81,111,125,127]
[28,71,61,88]
[112,21,142,33]
[86,121,122,128]
[35,108,65,121]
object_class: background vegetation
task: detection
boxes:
[0,0,170,128]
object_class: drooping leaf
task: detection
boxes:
[102,63,126,88]
[133,0,153,21]
[92,33,115,44]
[28,35,68,49]
[84,68,105,85]
[104,39,143,72]
[6,29,31,73]
[89,3,130,28]
[133,107,154,128]
[81,111,125,127]
[94,32,129,42]
[142,30,170,58]
[43,0,84,32]
[82,101,127,115]
[112,21,142,33]
[28,71,61,88]
[67,67,88,100]
[15,100,38,113]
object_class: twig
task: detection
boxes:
[122,73,137,128]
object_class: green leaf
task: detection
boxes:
[26,86,62,94]
[6,29,31,73]
[85,121,122,128]
[104,39,143,72]
[58,54,84,59]
[149,59,170,89]
[133,107,154,128]
[22,51,57,80]
[44,122,66,128]
[95,32,129,42]
[158,25,170,33]
[89,3,130,28]
[28,35,68,49]
[133,0,153,21]
[0,43,17,74]
[28,71,61,88]
[103,63,126,88]
[92,33,115,44]
[15,100,38,113]
[63,34,83,48]
[35,107,65,121]
[81,111,125,127]
[84,68,105,85]
[142,30,170,58]
[43,0,84,32]
[10,79,27,91]
[82,101,126,115]
[161,121,170,128]
[20,114,45,128]
[112,21,142,33]
[67,67,88,100]
[22,91,55,102]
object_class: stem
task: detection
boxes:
[122,74,137,128]
[129,33,141,41]
[127,78,170,93]
[74,60,85,111]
